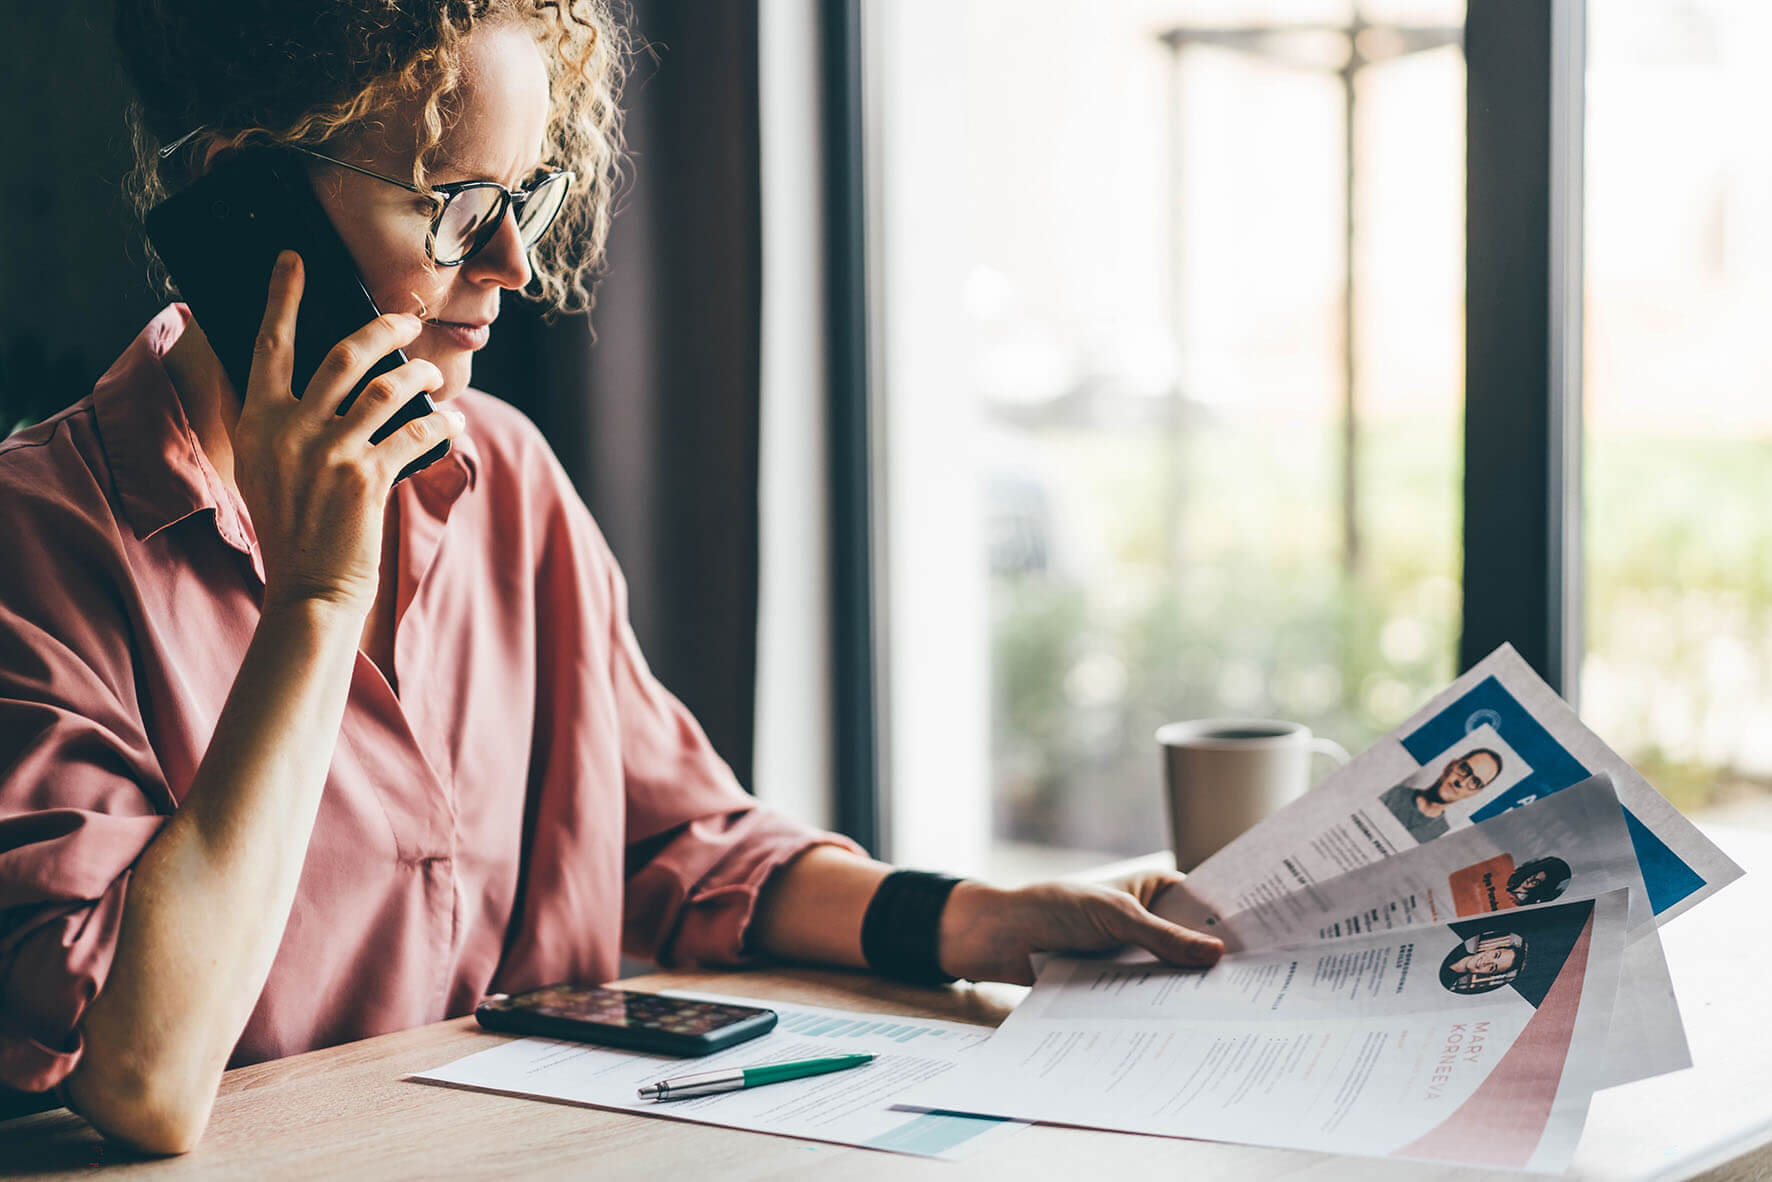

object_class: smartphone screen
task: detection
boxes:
[143,145,448,483]
[475,986,779,1056]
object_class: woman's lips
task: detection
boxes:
[426,319,491,350]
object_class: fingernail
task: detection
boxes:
[445,409,466,426]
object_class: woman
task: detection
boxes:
[0,1,1220,1154]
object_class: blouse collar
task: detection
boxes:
[91,303,479,555]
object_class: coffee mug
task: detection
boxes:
[1156,719,1350,872]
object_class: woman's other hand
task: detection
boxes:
[938,870,1223,985]
[234,249,464,613]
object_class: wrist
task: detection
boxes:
[260,586,373,627]
[937,879,1009,980]
[861,869,965,985]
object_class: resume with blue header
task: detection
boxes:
[1162,645,1741,933]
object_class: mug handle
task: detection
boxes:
[1310,736,1350,775]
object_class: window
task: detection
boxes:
[866,0,1467,878]
[1581,1,1772,824]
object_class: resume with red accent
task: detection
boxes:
[1181,774,1687,1088]
[901,890,1628,1174]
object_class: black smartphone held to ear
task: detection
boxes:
[143,145,448,483]
[475,985,778,1057]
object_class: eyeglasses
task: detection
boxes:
[1448,758,1488,791]
[289,144,574,266]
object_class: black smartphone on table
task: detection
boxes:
[143,145,448,483]
[475,985,778,1057]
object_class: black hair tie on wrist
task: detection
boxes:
[860,869,964,985]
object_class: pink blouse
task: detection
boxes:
[0,304,862,1095]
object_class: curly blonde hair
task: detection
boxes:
[114,0,628,321]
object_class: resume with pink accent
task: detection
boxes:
[901,889,1628,1173]
[1180,775,1688,1090]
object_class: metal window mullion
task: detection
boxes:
[1461,0,1586,697]
[1546,0,1586,704]
[823,0,884,855]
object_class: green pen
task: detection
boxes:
[636,1052,876,1101]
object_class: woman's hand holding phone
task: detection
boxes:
[60,248,466,1155]
[60,247,465,1153]
[236,250,463,615]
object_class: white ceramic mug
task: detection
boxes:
[1156,719,1350,872]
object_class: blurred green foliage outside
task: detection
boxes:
[990,413,1760,853]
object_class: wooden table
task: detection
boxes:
[5,827,1770,1181]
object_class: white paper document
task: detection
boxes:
[902,891,1629,1174]
[1196,775,1654,950]
[1162,646,1741,934]
[1175,775,1688,1088]
[409,992,1022,1160]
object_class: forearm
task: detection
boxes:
[64,596,366,1154]
[748,845,894,968]
[748,846,1015,981]
[749,849,1221,987]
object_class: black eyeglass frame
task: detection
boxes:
[289,144,574,266]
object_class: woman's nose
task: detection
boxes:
[467,206,532,289]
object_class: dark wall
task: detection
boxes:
[1,2,168,426]
[475,3,764,787]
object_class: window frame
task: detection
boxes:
[1460,0,1586,698]
[823,0,886,855]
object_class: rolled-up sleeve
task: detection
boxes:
[0,468,170,1094]
[539,461,864,969]
[624,808,864,968]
